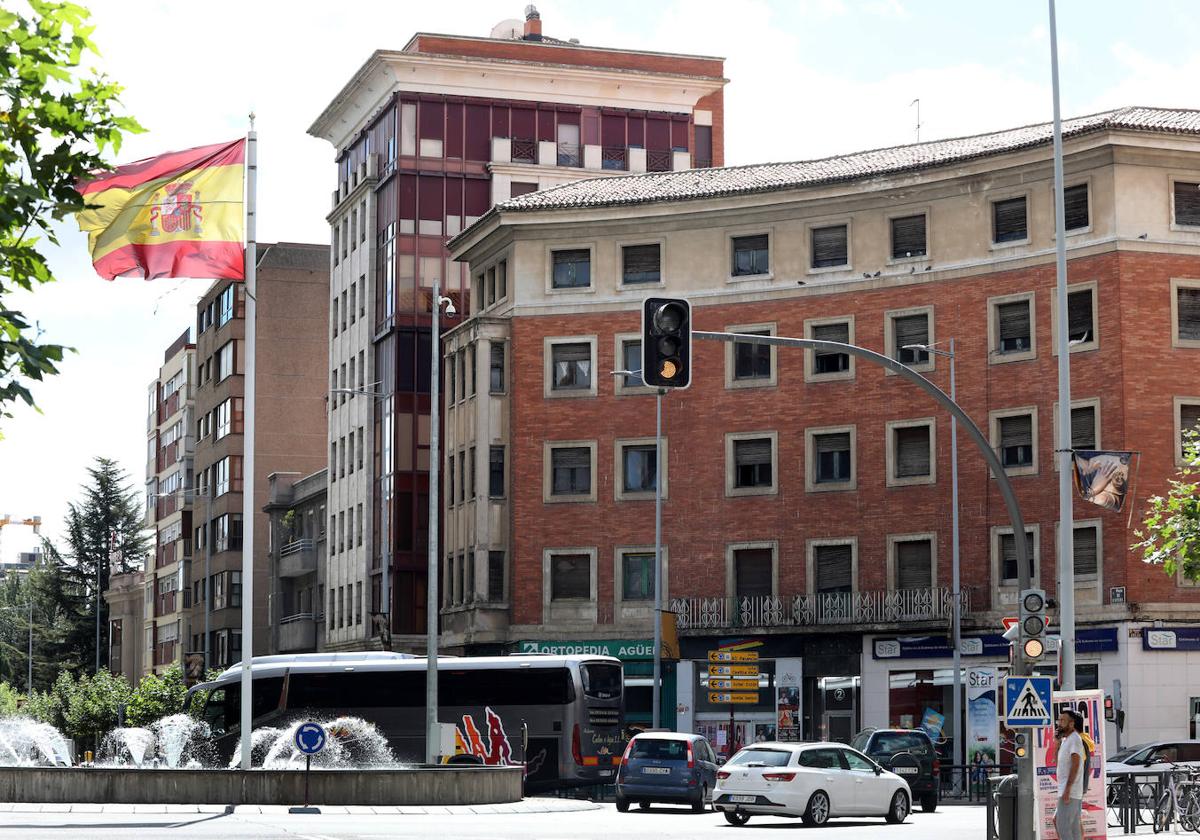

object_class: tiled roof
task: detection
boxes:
[493,106,1200,215]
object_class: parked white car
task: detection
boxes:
[1107,741,1200,774]
[713,742,911,827]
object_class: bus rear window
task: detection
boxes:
[581,663,621,700]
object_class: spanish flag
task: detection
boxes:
[76,139,245,281]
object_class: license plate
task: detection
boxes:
[895,767,919,775]
[599,770,613,777]
[730,795,757,804]
[642,767,670,775]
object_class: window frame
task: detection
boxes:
[805,537,858,596]
[727,229,773,282]
[543,335,598,399]
[546,244,595,293]
[989,405,1040,477]
[990,524,1041,601]
[614,545,669,609]
[1051,397,1101,471]
[1053,518,1103,588]
[987,291,1038,364]
[805,424,857,492]
[806,219,852,273]
[804,315,856,383]
[725,430,779,498]
[1170,278,1200,349]
[615,436,669,501]
[990,191,1032,248]
[542,547,598,622]
[1169,175,1200,231]
[725,540,779,599]
[1173,396,1200,467]
[886,532,938,591]
[618,239,666,288]
[1050,280,1100,354]
[887,208,930,264]
[613,332,654,396]
[543,440,598,503]
[725,322,778,389]
[885,417,937,487]
[1059,180,1093,236]
[883,305,935,374]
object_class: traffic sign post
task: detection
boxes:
[290,722,327,814]
[710,650,760,758]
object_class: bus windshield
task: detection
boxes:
[581,663,621,700]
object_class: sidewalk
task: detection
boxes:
[0,798,603,815]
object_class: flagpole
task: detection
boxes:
[240,115,257,770]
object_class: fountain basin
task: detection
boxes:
[0,765,521,806]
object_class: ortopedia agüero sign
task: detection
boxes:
[517,639,655,659]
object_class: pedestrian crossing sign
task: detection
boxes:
[1003,676,1053,726]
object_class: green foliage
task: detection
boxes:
[126,665,188,727]
[186,668,222,719]
[0,681,20,716]
[0,1,142,434]
[59,668,130,746]
[1134,429,1200,581]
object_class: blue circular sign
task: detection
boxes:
[294,722,326,755]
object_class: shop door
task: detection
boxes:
[824,711,855,744]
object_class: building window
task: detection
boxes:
[355,581,362,624]
[734,547,773,598]
[893,537,934,590]
[619,442,658,496]
[731,234,769,277]
[1070,404,1098,450]
[497,260,507,301]
[1177,399,1200,463]
[489,446,505,498]
[549,341,592,392]
[733,437,773,489]
[447,454,454,506]
[485,267,495,308]
[510,181,538,198]
[811,224,848,268]
[488,551,505,602]
[1074,524,1099,578]
[806,318,853,380]
[890,309,932,367]
[993,196,1028,243]
[990,293,1035,360]
[993,409,1037,473]
[813,543,853,594]
[490,342,505,393]
[888,420,934,485]
[549,445,592,498]
[1063,183,1089,231]
[1173,180,1200,227]
[216,341,235,381]
[621,552,654,601]
[622,244,661,285]
[550,553,591,601]
[890,214,927,259]
[1173,279,1200,346]
[808,428,855,490]
[217,284,236,327]
[998,528,1037,585]
[1067,286,1097,347]
[551,248,591,289]
[728,326,775,386]
[619,338,646,391]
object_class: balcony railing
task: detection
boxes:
[278,613,317,652]
[510,137,536,164]
[669,587,968,631]
[279,539,318,578]
[556,142,582,167]
[601,146,628,171]
[646,149,672,172]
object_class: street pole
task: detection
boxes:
[653,388,664,730]
[27,599,33,694]
[947,338,963,780]
[239,118,258,770]
[1048,0,1076,693]
[204,491,211,672]
[425,278,442,765]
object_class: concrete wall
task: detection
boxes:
[0,765,521,806]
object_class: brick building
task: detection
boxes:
[189,242,329,668]
[447,107,1200,747]
[307,6,726,649]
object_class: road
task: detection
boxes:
[0,801,987,839]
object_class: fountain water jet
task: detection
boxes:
[0,717,71,767]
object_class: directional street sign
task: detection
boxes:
[1003,676,1053,727]
[709,678,760,691]
[709,664,759,677]
[709,692,758,705]
[708,650,759,663]
[294,721,327,755]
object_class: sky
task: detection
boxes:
[1,0,1198,562]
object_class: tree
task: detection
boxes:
[1134,429,1200,582]
[126,665,188,727]
[0,681,20,716]
[0,548,74,690]
[0,2,142,435]
[60,668,129,748]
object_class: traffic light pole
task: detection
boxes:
[652,387,664,730]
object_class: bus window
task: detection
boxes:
[581,663,621,701]
[203,689,226,734]
[440,668,573,707]
[214,677,285,730]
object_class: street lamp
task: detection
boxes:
[902,339,962,777]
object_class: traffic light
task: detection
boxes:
[1019,588,1047,660]
[642,297,692,388]
[1104,695,1115,722]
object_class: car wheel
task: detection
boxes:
[803,790,831,826]
[724,810,751,826]
[615,796,629,813]
[886,790,910,824]
[920,792,938,813]
[638,801,651,811]
[692,784,708,813]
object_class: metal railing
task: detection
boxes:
[511,138,536,163]
[280,538,315,556]
[601,146,627,171]
[670,587,967,630]
[646,149,672,172]
[940,764,1013,803]
[556,142,581,167]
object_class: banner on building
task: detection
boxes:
[1072,450,1134,512]
[1033,689,1107,840]
[967,667,1000,778]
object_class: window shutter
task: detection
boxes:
[1070,406,1096,449]
[812,225,848,267]
[815,432,851,456]
[1178,288,1200,341]
[1175,181,1200,226]
[1000,415,1033,449]
[993,197,1028,242]
[998,301,1031,345]
[815,544,852,593]
[554,447,589,469]
[896,540,932,590]
[735,549,772,598]
[622,244,661,284]
[890,215,927,258]
[1001,531,1034,580]
[1063,184,1089,230]
[735,438,772,466]
[1067,289,1093,342]
[1073,527,1098,577]
[895,426,931,477]
[812,322,849,344]
[894,314,929,354]
[555,343,590,363]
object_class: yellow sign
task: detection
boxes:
[709,678,760,691]
[708,650,759,663]
[709,664,759,677]
[709,692,759,704]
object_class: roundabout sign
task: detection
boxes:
[294,722,327,755]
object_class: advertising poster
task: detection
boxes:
[921,707,946,741]
[967,668,999,780]
[1033,689,1107,840]
[775,657,802,742]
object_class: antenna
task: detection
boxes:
[910,98,921,143]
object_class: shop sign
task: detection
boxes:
[874,628,1118,660]
[518,639,654,659]
[1141,628,1200,651]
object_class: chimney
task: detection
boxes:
[523,5,542,41]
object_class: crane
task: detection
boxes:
[0,515,42,564]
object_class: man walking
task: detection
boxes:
[1055,708,1086,840]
